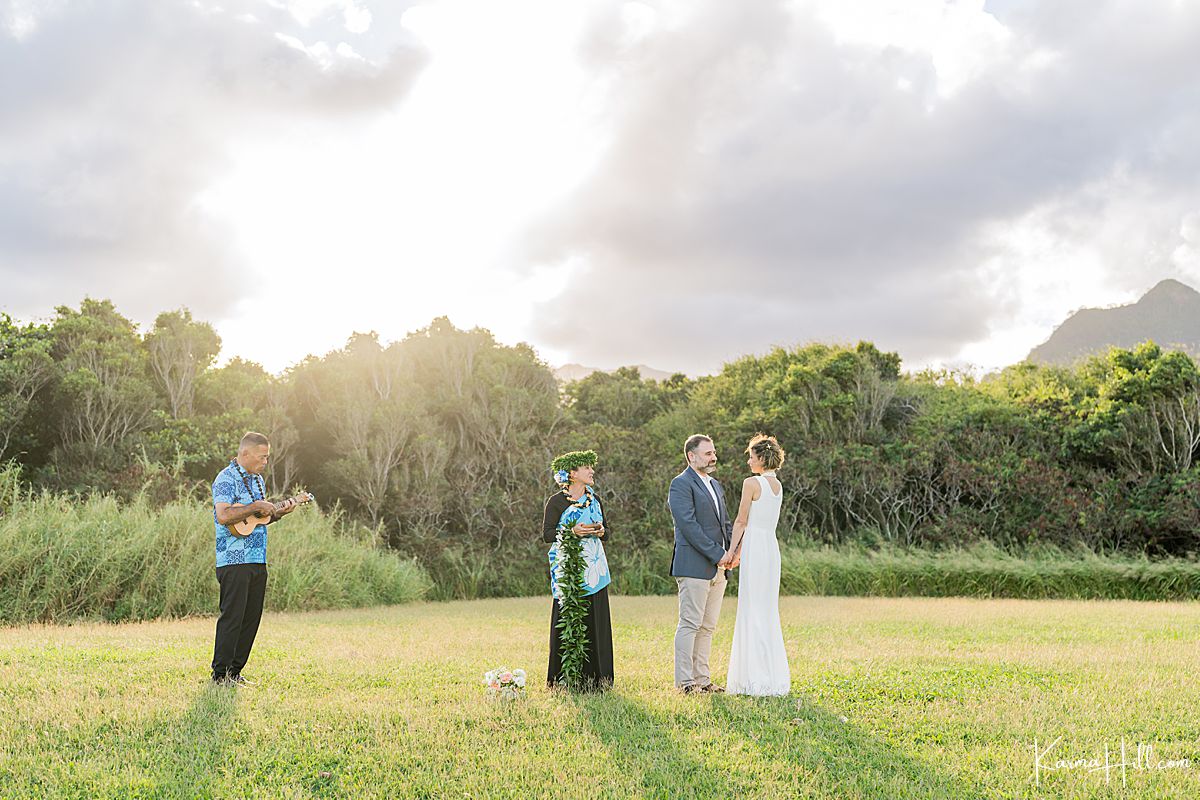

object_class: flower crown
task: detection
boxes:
[551,450,597,487]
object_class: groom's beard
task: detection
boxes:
[701,463,716,474]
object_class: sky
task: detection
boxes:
[3,0,1200,377]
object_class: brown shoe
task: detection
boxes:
[699,683,725,693]
[678,684,699,695]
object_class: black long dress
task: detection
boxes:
[542,492,615,691]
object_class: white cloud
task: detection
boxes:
[516,0,1200,374]
[4,0,1199,378]
[809,0,1013,99]
[343,2,371,33]
[0,0,425,338]
[1170,211,1200,283]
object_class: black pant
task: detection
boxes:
[212,563,267,679]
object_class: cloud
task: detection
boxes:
[0,0,425,325]
[520,0,1200,374]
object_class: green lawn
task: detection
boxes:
[2,594,1199,799]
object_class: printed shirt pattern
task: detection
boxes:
[548,488,611,601]
[212,461,268,568]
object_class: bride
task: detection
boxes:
[722,434,790,696]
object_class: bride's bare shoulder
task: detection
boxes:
[741,475,761,499]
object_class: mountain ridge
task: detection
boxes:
[1027,278,1200,365]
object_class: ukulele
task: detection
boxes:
[227,492,316,537]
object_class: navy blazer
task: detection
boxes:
[667,467,733,580]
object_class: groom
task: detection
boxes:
[668,434,735,694]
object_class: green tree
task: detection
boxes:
[564,367,692,429]
[49,299,157,462]
[402,318,561,552]
[303,332,433,527]
[0,315,53,461]
[1070,343,1200,473]
[144,309,221,418]
[195,357,271,416]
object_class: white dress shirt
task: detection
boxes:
[694,469,720,514]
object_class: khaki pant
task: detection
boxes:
[674,573,727,688]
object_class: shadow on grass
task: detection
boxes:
[567,689,745,798]
[562,684,984,800]
[150,683,240,798]
[709,693,985,799]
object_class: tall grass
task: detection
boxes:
[777,538,1200,600]
[617,538,1200,601]
[0,465,431,624]
[8,455,1200,619]
[432,536,1200,602]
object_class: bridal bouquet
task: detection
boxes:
[483,667,526,701]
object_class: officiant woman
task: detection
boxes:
[541,450,615,691]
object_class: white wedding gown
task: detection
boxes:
[727,474,790,696]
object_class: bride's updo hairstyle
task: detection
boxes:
[746,434,785,471]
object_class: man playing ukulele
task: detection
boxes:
[210,431,300,686]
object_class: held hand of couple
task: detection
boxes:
[718,548,741,569]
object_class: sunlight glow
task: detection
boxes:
[197,0,606,371]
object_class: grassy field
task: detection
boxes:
[3,594,1200,799]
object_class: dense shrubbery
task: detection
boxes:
[3,299,1200,605]
[565,341,1200,564]
[0,465,431,624]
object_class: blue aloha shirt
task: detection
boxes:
[212,460,268,567]
[548,486,610,602]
